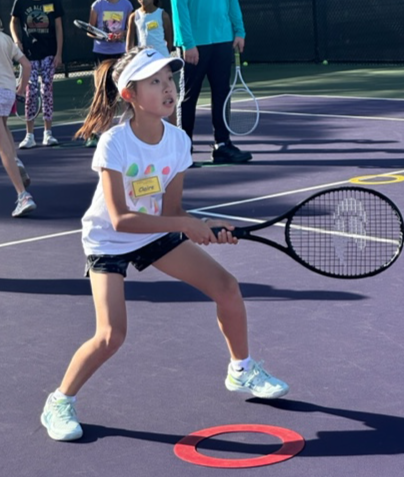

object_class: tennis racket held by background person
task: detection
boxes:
[223,48,260,136]
[73,20,110,41]
[211,187,404,278]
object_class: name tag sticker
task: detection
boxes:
[146,20,159,30]
[43,4,55,12]
[132,176,163,197]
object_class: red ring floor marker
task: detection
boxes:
[174,424,305,468]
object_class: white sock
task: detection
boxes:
[52,388,76,402]
[230,356,252,372]
[44,130,52,136]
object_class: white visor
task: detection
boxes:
[117,49,184,94]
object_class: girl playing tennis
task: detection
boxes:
[0,17,36,217]
[41,47,289,441]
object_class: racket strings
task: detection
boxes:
[224,89,259,136]
[287,189,403,277]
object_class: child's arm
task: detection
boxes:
[87,8,100,40]
[16,55,31,96]
[126,12,136,52]
[102,168,215,244]
[10,16,23,51]
[162,11,173,53]
[162,173,237,244]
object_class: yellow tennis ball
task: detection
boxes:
[322,60,328,65]
[77,78,83,85]
[242,61,248,66]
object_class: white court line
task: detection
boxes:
[189,169,404,215]
[230,108,404,122]
[2,170,404,248]
[286,93,404,103]
[0,229,81,248]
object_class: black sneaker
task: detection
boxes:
[211,141,252,164]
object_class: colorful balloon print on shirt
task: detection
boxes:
[144,164,155,175]
[162,166,170,175]
[153,199,160,215]
[138,207,148,214]
[126,163,139,177]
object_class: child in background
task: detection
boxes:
[10,0,64,149]
[0,18,36,217]
[40,47,289,442]
[126,0,177,124]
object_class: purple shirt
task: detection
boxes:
[91,0,133,55]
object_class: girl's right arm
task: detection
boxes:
[102,168,204,238]
[126,12,136,52]
[16,55,31,95]
[88,8,100,40]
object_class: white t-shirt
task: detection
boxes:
[0,32,24,92]
[82,120,192,256]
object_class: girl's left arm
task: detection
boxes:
[161,171,187,217]
[162,11,173,53]
[54,17,63,67]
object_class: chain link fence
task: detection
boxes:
[1,0,404,75]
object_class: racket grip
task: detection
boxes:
[211,227,245,239]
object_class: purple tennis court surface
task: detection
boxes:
[1,95,404,476]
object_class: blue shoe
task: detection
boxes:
[225,359,289,399]
[41,393,83,441]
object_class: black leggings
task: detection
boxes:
[178,41,233,145]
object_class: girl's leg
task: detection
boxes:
[58,272,127,397]
[153,241,249,360]
[0,117,25,194]
[40,56,55,132]
[25,61,39,132]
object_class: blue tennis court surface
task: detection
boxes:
[1,94,404,476]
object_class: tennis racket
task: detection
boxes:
[211,187,404,279]
[223,49,260,136]
[12,64,41,121]
[73,19,110,41]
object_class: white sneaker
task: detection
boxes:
[42,131,58,146]
[19,133,36,149]
[11,192,36,218]
[41,393,83,441]
[15,158,31,188]
[225,359,289,399]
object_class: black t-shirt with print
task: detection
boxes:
[11,0,64,61]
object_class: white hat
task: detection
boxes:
[117,48,184,94]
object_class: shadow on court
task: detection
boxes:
[0,278,366,302]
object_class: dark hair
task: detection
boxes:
[75,48,142,140]
[0,17,3,31]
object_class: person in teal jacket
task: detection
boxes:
[171,0,252,164]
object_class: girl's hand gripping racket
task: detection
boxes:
[212,187,404,278]
[223,48,260,136]
[73,20,110,41]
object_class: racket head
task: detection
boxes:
[73,19,109,41]
[223,87,260,136]
[284,187,404,278]
[15,94,41,121]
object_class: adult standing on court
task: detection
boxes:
[171,0,252,164]
[84,0,133,147]
[10,0,64,149]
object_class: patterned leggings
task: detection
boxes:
[25,56,55,121]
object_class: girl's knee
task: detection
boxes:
[215,272,242,302]
[95,327,127,356]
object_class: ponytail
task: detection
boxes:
[75,59,120,140]
[75,48,143,141]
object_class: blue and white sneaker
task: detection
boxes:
[11,192,36,218]
[225,359,289,399]
[41,393,83,441]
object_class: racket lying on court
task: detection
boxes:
[223,48,260,136]
[12,64,41,121]
[211,187,404,278]
[73,19,110,41]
